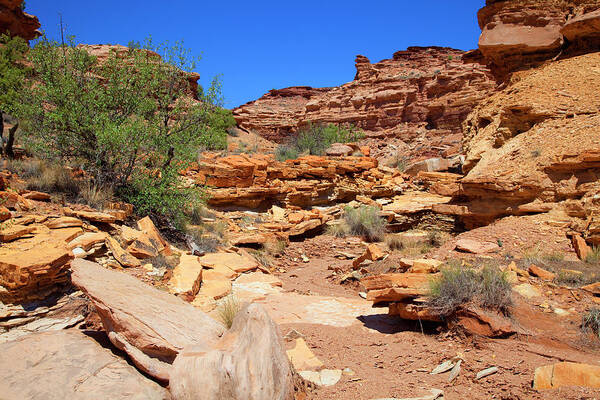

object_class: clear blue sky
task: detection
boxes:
[26,1,485,109]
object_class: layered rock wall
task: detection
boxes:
[0,0,40,40]
[472,0,600,79]
[234,47,496,144]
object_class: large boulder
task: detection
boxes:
[534,362,600,390]
[71,259,224,381]
[0,330,170,399]
[169,303,294,400]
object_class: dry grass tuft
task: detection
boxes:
[217,296,241,329]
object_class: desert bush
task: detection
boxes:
[186,226,223,253]
[326,222,349,238]
[263,239,287,257]
[275,145,299,162]
[217,296,241,329]
[341,205,386,242]
[11,34,233,225]
[78,182,114,210]
[275,123,365,160]
[582,308,600,339]
[554,270,587,287]
[384,234,433,256]
[385,234,405,251]
[427,231,448,247]
[585,246,600,264]
[25,162,81,197]
[187,204,216,226]
[428,264,513,318]
[385,152,408,172]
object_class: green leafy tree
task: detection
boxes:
[17,34,234,224]
[0,34,30,157]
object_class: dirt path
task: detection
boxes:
[263,235,600,400]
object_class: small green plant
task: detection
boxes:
[428,264,513,318]
[385,234,405,251]
[187,204,216,225]
[275,123,365,160]
[582,308,600,339]
[447,55,454,61]
[427,231,447,247]
[78,182,114,210]
[186,226,223,253]
[217,296,241,329]
[341,205,386,242]
[275,145,299,162]
[263,239,287,257]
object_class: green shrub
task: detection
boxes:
[25,162,81,197]
[275,123,365,160]
[275,145,299,162]
[582,308,600,339]
[12,34,231,225]
[428,264,513,318]
[326,223,349,238]
[341,205,386,242]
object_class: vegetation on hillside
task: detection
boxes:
[0,33,236,227]
[275,122,365,161]
[327,205,386,242]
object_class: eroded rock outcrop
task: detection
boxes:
[234,47,495,145]
[170,303,294,400]
[437,52,600,229]
[0,0,40,40]
[0,330,171,400]
[473,0,600,80]
[185,153,399,209]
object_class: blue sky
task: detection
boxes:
[26,1,485,109]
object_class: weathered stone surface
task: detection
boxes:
[528,264,556,281]
[64,208,117,223]
[127,234,160,259]
[105,236,141,268]
[455,238,499,254]
[67,232,105,251]
[170,303,294,400]
[0,224,34,242]
[0,206,10,222]
[233,47,494,145]
[22,190,51,201]
[409,259,443,274]
[388,302,441,322]
[362,273,432,303]
[0,0,40,41]
[286,337,324,371]
[0,330,170,400]
[572,234,592,260]
[168,254,203,297]
[45,217,84,229]
[0,232,73,303]
[533,362,600,390]
[353,243,386,268]
[454,306,516,338]
[71,259,224,377]
[325,143,353,157]
[198,252,258,274]
[137,216,169,254]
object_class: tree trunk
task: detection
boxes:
[0,111,4,156]
[5,123,17,159]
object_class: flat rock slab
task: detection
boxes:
[71,259,224,365]
[0,330,170,400]
[199,252,258,273]
[257,292,380,328]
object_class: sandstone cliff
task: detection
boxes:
[438,2,600,242]
[0,0,40,40]
[234,47,496,146]
[469,0,600,80]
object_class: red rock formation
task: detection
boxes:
[0,0,40,40]
[234,47,495,144]
[473,0,600,80]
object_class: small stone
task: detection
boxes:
[476,366,498,379]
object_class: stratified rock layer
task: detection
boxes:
[0,0,40,40]
[0,330,170,400]
[474,0,600,79]
[439,52,600,230]
[234,47,495,143]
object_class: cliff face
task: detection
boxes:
[439,1,600,242]
[233,47,496,144]
[472,0,600,79]
[0,0,40,40]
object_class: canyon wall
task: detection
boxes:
[438,0,600,243]
[0,0,40,40]
[233,47,496,144]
